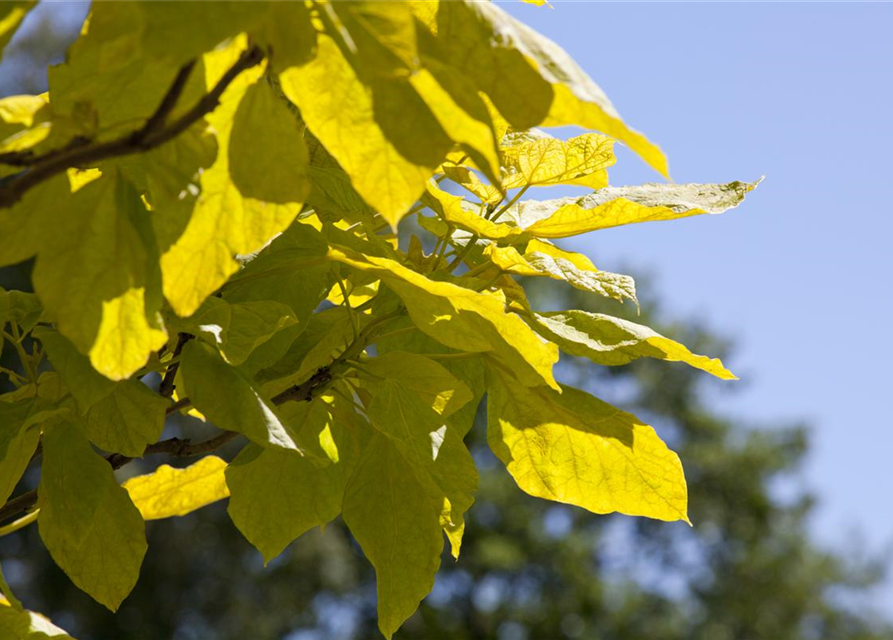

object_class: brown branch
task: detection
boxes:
[0,46,264,209]
[0,429,242,524]
[158,333,192,399]
[0,306,405,525]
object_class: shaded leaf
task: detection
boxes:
[178,341,297,451]
[38,422,147,611]
[532,310,736,379]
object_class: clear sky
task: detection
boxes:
[505,0,893,606]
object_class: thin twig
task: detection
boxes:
[0,46,264,209]
[158,333,192,399]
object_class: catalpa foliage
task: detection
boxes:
[0,2,758,637]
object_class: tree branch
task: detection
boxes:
[0,306,405,525]
[0,46,264,209]
[0,429,242,524]
[158,333,192,399]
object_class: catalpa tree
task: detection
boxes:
[0,2,758,637]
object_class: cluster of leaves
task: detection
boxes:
[0,2,757,638]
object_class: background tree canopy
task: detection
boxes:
[0,2,886,639]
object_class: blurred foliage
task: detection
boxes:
[2,276,890,640]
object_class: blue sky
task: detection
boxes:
[505,1,893,605]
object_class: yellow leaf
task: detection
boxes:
[159,40,301,317]
[88,288,167,381]
[280,33,450,228]
[327,245,559,390]
[424,182,522,241]
[514,180,761,239]
[532,310,737,380]
[487,369,689,523]
[0,2,34,64]
[435,2,668,176]
[500,130,614,190]
[484,239,637,305]
[123,456,230,520]
[440,164,503,204]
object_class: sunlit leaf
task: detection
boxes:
[532,310,736,379]
[487,367,689,523]
[512,180,761,238]
[123,456,230,520]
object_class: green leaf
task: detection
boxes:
[123,456,230,520]
[487,368,689,523]
[279,33,451,228]
[37,422,147,611]
[222,221,331,323]
[226,394,363,564]
[511,180,761,239]
[343,431,472,639]
[171,297,299,367]
[357,352,478,559]
[500,130,614,190]
[0,399,42,505]
[82,380,168,457]
[433,2,668,176]
[0,596,75,640]
[361,351,473,423]
[32,328,114,412]
[178,341,298,451]
[484,239,637,305]
[228,76,310,204]
[0,93,49,156]
[376,320,486,439]
[531,310,737,380]
[328,245,559,389]
[30,174,166,380]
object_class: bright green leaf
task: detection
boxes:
[342,433,444,639]
[226,396,364,564]
[434,2,668,176]
[30,174,166,380]
[0,595,75,640]
[0,2,34,64]
[500,130,614,190]
[159,39,300,317]
[32,327,114,412]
